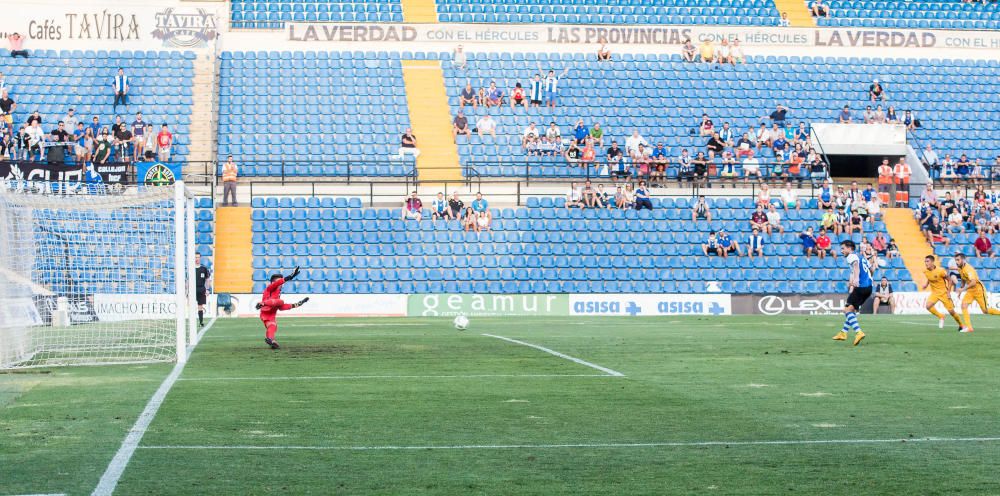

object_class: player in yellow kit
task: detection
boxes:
[922,255,962,330]
[954,252,1000,332]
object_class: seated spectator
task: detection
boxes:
[975,230,995,257]
[7,33,28,59]
[766,204,785,234]
[735,133,754,158]
[756,183,772,208]
[717,39,733,66]
[510,82,528,109]
[780,182,801,210]
[706,132,726,160]
[625,129,649,155]
[886,238,900,259]
[476,114,496,139]
[719,151,738,182]
[448,191,464,218]
[793,122,810,144]
[718,122,734,146]
[634,181,653,210]
[401,191,423,221]
[472,193,491,230]
[821,207,841,234]
[618,183,635,209]
[847,211,865,235]
[692,152,709,187]
[564,141,582,166]
[871,232,888,256]
[872,105,886,123]
[730,39,746,64]
[485,82,503,107]
[753,123,769,150]
[956,154,972,177]
[589,122,604,147]
[699,114,714,137]
[750,205,768,232]
[926,216,950,246]
[869,79,885,102]
[521,122,540,149]
[523,135,540,156]
[452,111,471,142]
[606,141,626,177]
[742,155,761,182]
[452,45,467,70]
[863,105,876,124]
[459,83,478,108]
[779,12,790,26]
[580,140,597,167]
[691,196,712,222]
[817,229,836,258]
[838,105,852,124]
[718,229,741,257]
[565,185,585,209]
[580,180,599,208]
[771,133,788,157]
[940,154,956,179]
[595,184,612,208]
[872,278,894,314]
[699,39,715,63]
[886,106,898,123]
[431,192,453,220]
[476,209,492,232]
[676,148,693,185]
[632,144,651,180]
[867,195,883,224]
[462,207,478,232]
[597,40,612,61]
[702,231,722,256]
[572,119,588,145]
[398,127,419,159]
[747,227,765,259]
[681,39,697,62]
[800,227,818,257]
[768,104,789,128]
[903,110,918,131]
[650,142,669,168]
[0,133,13,160]
[811,0,830,17]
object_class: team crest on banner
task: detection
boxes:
[151,8,219,48]
[137,162,182,186]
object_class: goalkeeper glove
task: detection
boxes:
[255,302,262,310]
[293,297,310,308]
[284,266,301,282]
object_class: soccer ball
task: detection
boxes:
[453,315,470,331]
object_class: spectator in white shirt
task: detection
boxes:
[25,121,44,161]
[766,204,785,234]
[730,39,745,63]
[521,122,540,149]
[62,108,78,131]
[743,156,761,182]
[780,182,801,210]
[717,39,733,65]
[452,45,467,70]
[476,114,496,139]
[625,130,648,156]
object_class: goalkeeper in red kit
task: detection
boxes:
[255,266,309,349]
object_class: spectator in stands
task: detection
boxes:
[632,144,651,180]
[863,106,876,124]
[545,120,561,144]
[699,40,715,64]
[510,82,528,109]
[112,68,129,112]
[691,196,712,222]
[692,151,709,188]
[956,154,972,178]
[926,216,950,246]
[634,181,653,210]
[717,122,734,147]
[452,45,467,70]
[735,133,754,159]
[747,228,765,259]
[521,122,540,150]
[718,229,741,257]
[459,83,477,108]
[448,192,464,219]
[719,151,737,183]
[779,12,790,26]
[0,72,5,92]
[811,0,830,17]
[867,194,883,224]
[766,204,784,234]
[681,39,697,63]
[565,184,585,209]
[868,277,895,314]
[0,132,13,161]
[743,154,762,182]
[48,121,69,163]
[716,39,733,67]
[619,183,635,209]
[868,79,885,102]
[112,116,130,160]
[886,105,898,123]
[731,39,746,63]
[563,141,581,166]
[946,207,966,233]
[76,127,93,164]
[877,158,893,195]
[542,67,570,109]
[60,108,77,132]
[606,140,624,174]
[130,112,146,161]
[821,207,841,234]
[702,231,721,257]
[572,120,588,145]
[485,81,503,107]
[779,182,801,210]
[625,130,649,156]
[870,104,885,123]
[847,210,865,235]
[597,40,612,62]
[595,184,612,208]
[580,140,596,167]
[219,155,239,206]
[651,142,669,170]
[452,111,471,143]
[7,33,28,59]
[472,193,491,231]
[771,132,788,158]
[88,116,101,137]
[589,123,604,147]
[397,127,419,160]
[93,128,112,164]
[750,205,768,233]
[26,110,42,127]
[838,105,852,123]
[462,207,478,232]
[142,124,156,159]
[401,191,423,221]
[903,110,918,131]
[800,227,819,257]
[894,158,911,205]
[794,122,810,145]
[431,192,452,220]
[699,114,714,137]
[706,132,726,160]
[157,124,173,162]
[768,104,789,128]
[526,73,543,108]
[579,180,598,208]
[871,231,888,256]
[756,183,772,209]
[475,114,496,139]
[975,230,995,257]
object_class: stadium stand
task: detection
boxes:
[248,196,915,294]
[436,0,781,25]
[443,52,1000,178]
[817,0,1000,30]
[0,49,194,163]
[230,0,404,28]
[216,51,417,177]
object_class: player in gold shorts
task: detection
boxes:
[922,255,962,330]
[954,252,1000,332]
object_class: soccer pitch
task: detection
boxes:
[3,316,1000,495]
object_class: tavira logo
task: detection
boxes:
[151,8,218,48]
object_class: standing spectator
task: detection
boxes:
[766,204,784,234]
[112,68,129,112]
[894,158,911,206]
[779,12,791,26]
[542,67,570,109]
[699,39,715,63]
[747,228,765,259]
[974,230,994,257]
[877,158,894,197]
[130,112,146,161]
[871,277,894,314]
[634,180,653,210]
[222,155,238,207]
[88,116,101,138]
[431,192,453,220]
[528,73,543,108]
[691,196,712,222]
[838,105,852,123]
[448,191,464,219]
[0,90,16,137]
[93,128,113,164]
[7,33,28,59]
[156,124,173,162]
[452,111,471,143]
[681,39,697,62]
[811,0,830,17]
[459,83,477,108]
[398,127,419,159]
[72,123,87,162]
[800,227,818,257]
[452,45,467,70]
[26,110,42,127]
[869,79,885,102]
[401,191,423,221]
[142,124,156,159]
[475,114,496,139]
[0,133,14,161]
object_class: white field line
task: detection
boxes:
[274,323,431,328]
[178,374,617,382]
[481,334,625,377]
[137,436,1000,452]
[91,318,217,496]
[7,493,67,496]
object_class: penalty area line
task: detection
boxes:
[90,317,217,496]
[481,334,625,377]
[138,436,1000,451]
[178,373,618,382]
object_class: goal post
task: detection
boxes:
[0,181,193,369]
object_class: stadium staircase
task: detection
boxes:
[188,53,220,165]
[884,208,932,287]
[214,207,255,293]
[401,60,462,182]
[770,0,816,26]
[401,0,439,22]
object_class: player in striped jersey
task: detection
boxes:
[833,240,872,346]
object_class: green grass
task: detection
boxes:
[3,315,1000,495]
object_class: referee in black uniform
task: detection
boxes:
[194,253,211,327]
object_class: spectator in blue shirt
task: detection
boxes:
[573,119,588,145]
[471,192,488,213]
[431,192,453,220]
[838,105,851,124]
[88,116,101,138]
[747,228,765,259]
[800,227,818,256]
[718,229,741,257]
[772,136,788,155]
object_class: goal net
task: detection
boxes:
[0,182,192,369]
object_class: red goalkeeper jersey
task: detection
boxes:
[259,278,285,320]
